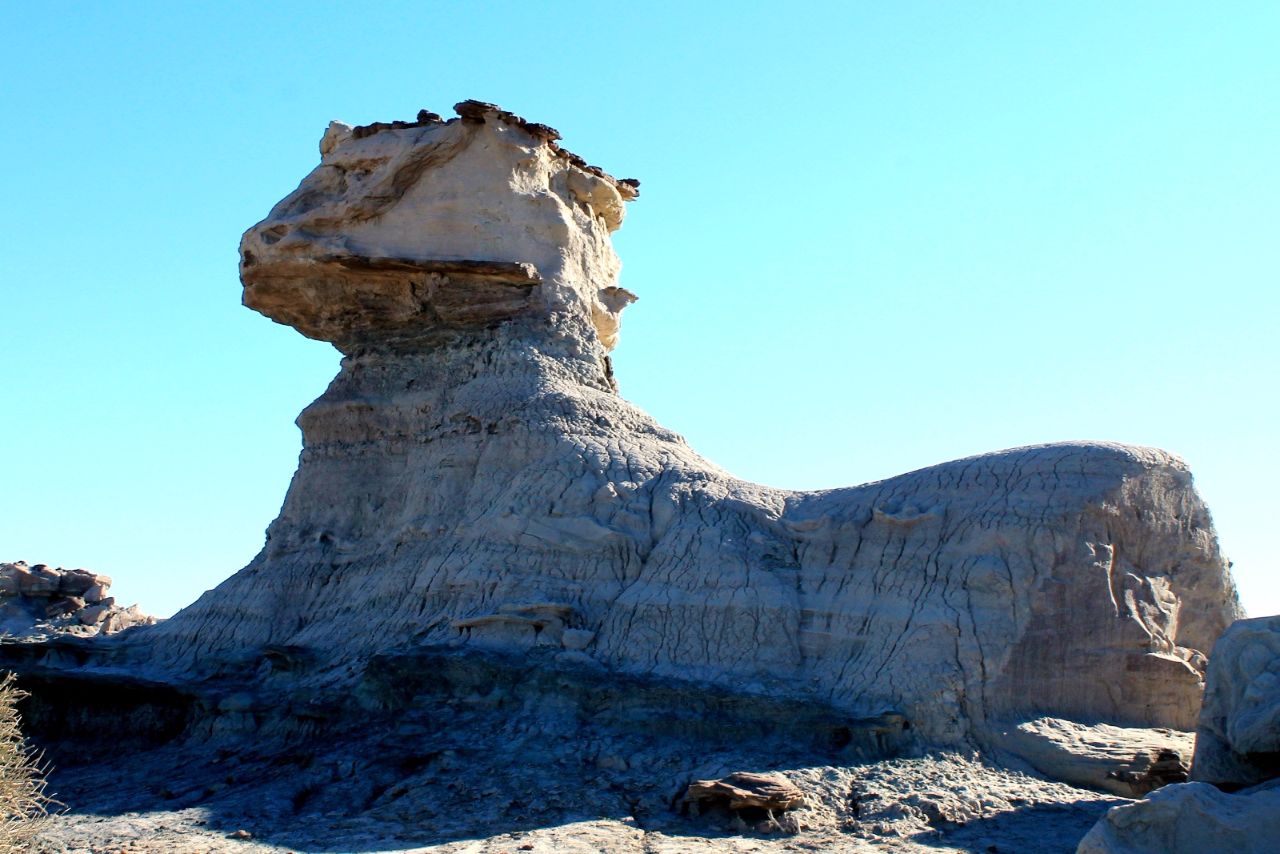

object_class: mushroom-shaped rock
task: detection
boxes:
[240,101,639,356]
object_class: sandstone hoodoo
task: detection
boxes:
[114,100,1240,752]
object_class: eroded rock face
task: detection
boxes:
[133,102,1240,747]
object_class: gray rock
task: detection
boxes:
[1191,615,1280,789]
[993,717,1193,797]
[131,102,1241,749]
[1077,780,1280,854]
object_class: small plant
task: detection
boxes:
[0,672,52,852]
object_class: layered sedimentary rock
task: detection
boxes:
[123,101,1240,748]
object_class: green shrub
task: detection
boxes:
[0,673,50,852]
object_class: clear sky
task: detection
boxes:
[2,2,1276,619]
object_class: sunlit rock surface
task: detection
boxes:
[120,101,1242,749]
[1077,615,1280,853]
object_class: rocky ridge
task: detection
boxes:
[0,561,155,639]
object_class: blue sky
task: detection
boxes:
[2,1,1276,618]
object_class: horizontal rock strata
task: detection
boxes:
[102,101,1244,752]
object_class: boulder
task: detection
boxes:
[993,717,1193,796]
[683,772,805,813]
[57,569,99,597]
[45,596,86,619]
[1190,615,1280,789]
[1077,779,1280,854]
[78,604,110,627]
[18,565,60,597]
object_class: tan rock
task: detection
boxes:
[683,772,805,813]
[19,565,60,597]
[45,596,86,618]
[78,604,110,626]
[57,569,98,596]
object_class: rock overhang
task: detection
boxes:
[240,100,640,354]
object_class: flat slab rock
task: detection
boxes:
[683,771,806,812]
[994,717,1193,797]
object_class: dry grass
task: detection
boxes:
[0,672,51,852]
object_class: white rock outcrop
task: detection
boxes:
[125,101,1240,748]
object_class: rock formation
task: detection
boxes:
[3,99,1259,854]
[0,561,155,639]
[1077,616,1280,853]
[1190,615,1280,789]
[95,100,1240,752]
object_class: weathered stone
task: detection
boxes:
[683,772,805,813]
[0,562,153,638]
[19,565,61,597]
[994,717,1194,797]
[100,605,157,635]
[1191,615,1280,789]
[78,604,110,626]
[57,569,98,596]
[1076,779,1280,854]
[121,103,1239,753]
[561,629,595,651]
